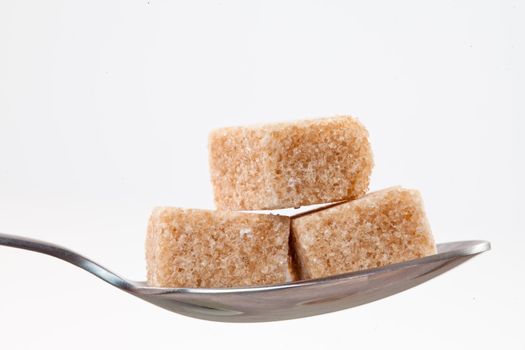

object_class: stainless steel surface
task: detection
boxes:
[0,232,490,322]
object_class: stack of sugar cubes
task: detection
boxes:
[146,116,436,288]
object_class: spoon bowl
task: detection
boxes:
[0,233,490,322]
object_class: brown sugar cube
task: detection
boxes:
[146,207,294,288]
[208,116,373,210]
[291,187,436,280]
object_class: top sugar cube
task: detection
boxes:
[209,116,374,210]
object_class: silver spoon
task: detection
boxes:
[0,232,489,322]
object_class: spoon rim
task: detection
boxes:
[134,239,490,295]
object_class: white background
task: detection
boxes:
[1,1,523,349]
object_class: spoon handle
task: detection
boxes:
[0,232,132,290]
